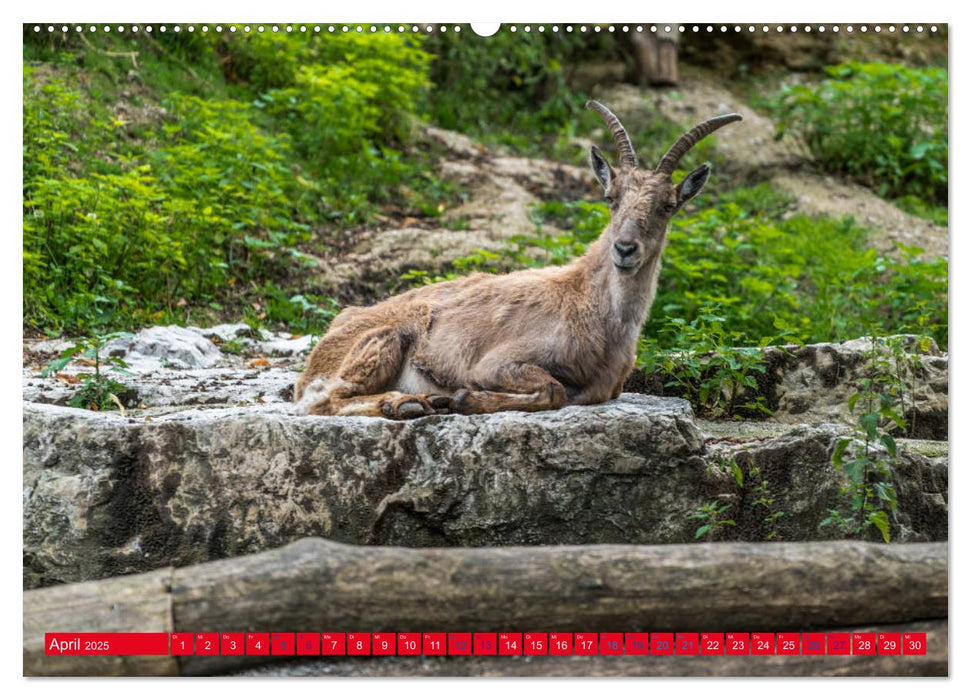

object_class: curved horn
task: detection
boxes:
[586,100,637,169]
[655,113,743,175]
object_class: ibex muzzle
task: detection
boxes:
[294,102,742,418]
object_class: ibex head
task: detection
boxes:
[587,101,742,274]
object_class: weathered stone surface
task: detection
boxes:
[626,336,948,439]
[23,394,709,588]
[702,425,948,544]
[23,390,948,589]
[104,325,223,370]
[23,325,304,412]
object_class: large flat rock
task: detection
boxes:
[23,394,708,588]
[23,392,948,590]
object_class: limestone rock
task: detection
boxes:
[23,392,947,590]
[104,325,223,370]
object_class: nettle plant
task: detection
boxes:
[41,333,134,411]
[820,336,917,543]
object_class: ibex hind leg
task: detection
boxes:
[304,325,451,419]
[454,362,568,415]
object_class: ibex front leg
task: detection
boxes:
[306,326,449,419]
[454,361,567,415]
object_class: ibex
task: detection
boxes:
[295,102,741,418]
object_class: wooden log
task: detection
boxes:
[23,567,177,676]
[24,538,946,676]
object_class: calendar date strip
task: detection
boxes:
[46,631,927,657]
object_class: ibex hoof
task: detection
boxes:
[427,394,453,410]
[381,394,447,420]
[396,399,431,420]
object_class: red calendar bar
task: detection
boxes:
[574,632,597,655]
[625,633,650,655]
[220,632,244,655]
[600,633,623,655]
[42,631,929,656]
[700,633,724,656]
[448,633,472,655]
[321,632,346,655]
[802,632,825,655]
[827,632,851,655]
[373,632,396,656]
[852,632,876,655]
[524,633,548,655]
[246,632,269,655]
[549,632,573,655]
[271,633,295,655]
[196,632,219,656]
[651,632,674,656]
[725,633,749,656]
[296,633,320,655]
[472,633,496,656]
[498,632,522,656]
[423,632,447,655]
[45,633,169,656]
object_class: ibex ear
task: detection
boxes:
[590,145,615,193]
[676,163,711,208]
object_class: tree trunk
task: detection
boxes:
[630,29,679,86]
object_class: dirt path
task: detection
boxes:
[600,79,948,258]
[308,126,594,298]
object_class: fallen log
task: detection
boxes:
[24,538,947,676]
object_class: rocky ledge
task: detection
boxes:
[23,327,948,589]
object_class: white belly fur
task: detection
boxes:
[393,362,447,395]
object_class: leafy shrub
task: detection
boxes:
[638,306,785,420]
[23,69,308,333]
[423,29,601,138]
[222,32,437,223]
[41,333,134,411]
[768,62,947,203]
[821,336,916,543]
[647,200,948,350]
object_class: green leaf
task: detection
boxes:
[879,434,898,457]
[694,524,712,539]
[41,356,72,377]
[859,412,879,440]
[868,510,891,543]
[730,460,744,488]
[832,438,852,469]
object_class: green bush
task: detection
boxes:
[23,69,308,333]
[221,32,437,223]
[23,31,444,334]
[767,62,947,204]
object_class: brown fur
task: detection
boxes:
[294,106,740,418]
